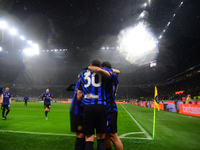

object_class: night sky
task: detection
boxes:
[0,0,200,84]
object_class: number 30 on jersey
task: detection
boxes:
[84,70,102,88]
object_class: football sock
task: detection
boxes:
[2,108,5,117]
[45,111,48,117]
[75,137,85,150]
[85,141,94,150]
[97,139,106,150]
[6,110,10,116]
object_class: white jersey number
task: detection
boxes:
[84,70,102,88]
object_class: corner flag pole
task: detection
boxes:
[153,86,158,140]
[153,99,156,140]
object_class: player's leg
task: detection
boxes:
[108,133,123,150]
[45,107,48,118]
[95,105,107,150]
[5,105,10,120]
[85,135,95,150]
[83,105,95,150]
[2,105,5,120]
[107,112,123,150]
[75,132,85,150]
[44,104,48,119]
[96,133,106,150]
[105,133,112,150]
[70,111,85,150]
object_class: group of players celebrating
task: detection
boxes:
[70,58,123,150]
[0,58,123,150]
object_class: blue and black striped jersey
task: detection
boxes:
[0,86,3,94]
[70,79,83,116]
[24,97,29,102]
[103,68,119,112]
[3,91,11,105]
[79,69,111,106]
[42,93,52,105]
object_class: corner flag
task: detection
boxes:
[154,86,160,111]
[153,86,159,140]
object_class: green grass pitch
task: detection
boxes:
[0,102,200,150]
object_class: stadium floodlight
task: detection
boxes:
[0,47,2,51]
[159,35,162,39]
[144,3,147,7]
[0,21,7,29]
[23,47,39,56]
[20,36,25,40]
[118,23,158,64]
[27,40,33,44]
[9,28,17,35]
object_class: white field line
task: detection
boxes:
[119,132,144,138]
[0,130,148,140]
[0,130,76,137]
[120,104,152,140]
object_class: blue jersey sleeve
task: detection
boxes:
[9,93,11,98]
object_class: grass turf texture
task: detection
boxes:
[0,103,199,150]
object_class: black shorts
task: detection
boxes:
[25,101,27,104]
[106,111,118,133]
[83,104,107,135]
[70,111,83,133]
[44,104,51,109]
[1,104,10,109]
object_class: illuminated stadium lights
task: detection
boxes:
[27,40,33,44]
[179,2,183,7]
[42,48,68,52]
[118,23,158,64]
[100,46,119,50]
[144,3,147,7]
[23,47,39,56]
[0,47,2,51]
[159,35,162,39]
[158,2,183,41]
[9,28,17,35]
[0,21,7,29]
[20,36,25,40]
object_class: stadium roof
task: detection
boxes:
[0,0,199,85]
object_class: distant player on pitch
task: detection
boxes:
[42,89,52,120]
[2,87,12,120]
[24,95,29,107]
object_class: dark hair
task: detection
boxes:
[91,58,101,67]
[101,61,112,69]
